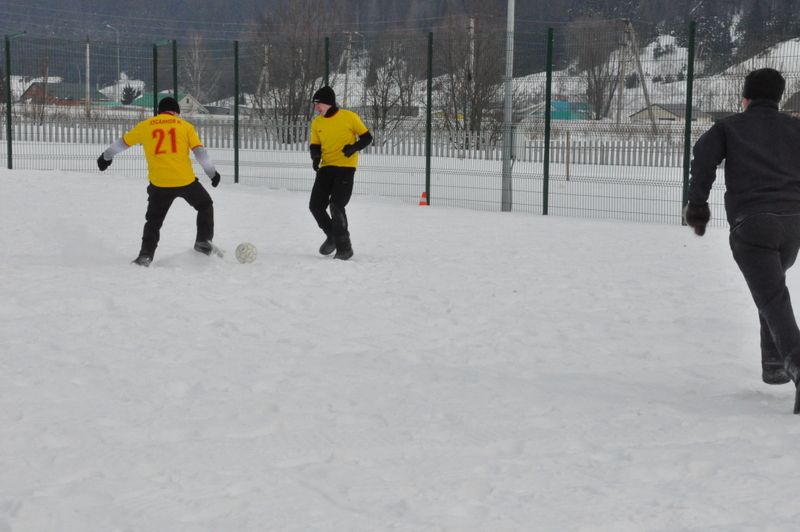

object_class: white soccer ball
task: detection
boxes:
[235,242,258,264]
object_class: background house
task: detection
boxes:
[629,103,711,123]
[130,91,209,114]
[21,82,108,106]
[521,99,592,121]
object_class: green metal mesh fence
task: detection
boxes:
[3,21,800,227]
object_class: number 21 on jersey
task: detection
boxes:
[152,128,177,154]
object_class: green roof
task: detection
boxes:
[130,92,186,108]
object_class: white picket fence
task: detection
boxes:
[1,118,691,168]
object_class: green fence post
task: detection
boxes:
[172,39,178,99]
[324,37,330,87]
[425,31,433,205]
[682,20,697,213]
[5,32,25,170]
[543,28,554,216]
[152,40,171,114]
[234,40,240,184]
[152,44,158,115]
[4,35,13,170]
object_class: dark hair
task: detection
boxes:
[742,68,786,103]
[157,96,181,114]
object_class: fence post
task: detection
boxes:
[425,31,433,205]
[234,40,240,184]
[324,37,330,87]
[5,32,26,169]
[682,20,696,214]
[543,28,554,215]
[500,0,515,212]
[172,39,178,99]
[152,44,158,115]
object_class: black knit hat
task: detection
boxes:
[742,68,785,103]
[312,86,336,106]
[158,96,181,114]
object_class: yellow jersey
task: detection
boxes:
[123,113,203,187]
[310,109,369,169]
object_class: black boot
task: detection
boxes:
[334,236,353,260]
[194,240,214,255]
[763,365,791,385]
[132,255,152,267]
[319,233,336,255]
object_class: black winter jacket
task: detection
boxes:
[688,100,800,226]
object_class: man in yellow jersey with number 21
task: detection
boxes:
[96,97,221,267]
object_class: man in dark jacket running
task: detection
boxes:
[685,68,800,414]
[308,86,372,260]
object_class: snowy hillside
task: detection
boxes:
[3,168,800,531]
[516,34,800,116]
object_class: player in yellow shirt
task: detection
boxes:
[309,86,372,260]
[96,97,221,267]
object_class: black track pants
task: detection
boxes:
[140,179,214,258]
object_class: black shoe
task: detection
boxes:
[319,234,336,255]
[785,359,800,384]
[334,247,353,260]
[763,366,791,385]
[132,255,152,267]
[194,241,214,256]
[782,359,800,414]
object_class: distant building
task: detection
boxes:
[21,82,108,106]
[522,99,592,121]
[629,103,711,123]
[706,110,738,122]
[130,91,208,114]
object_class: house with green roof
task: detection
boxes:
[130,91,209,114]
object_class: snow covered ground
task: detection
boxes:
[2,168,800,532]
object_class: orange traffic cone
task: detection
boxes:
[419,191,428,206]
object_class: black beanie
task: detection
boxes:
[158,96,181,114]
[742,68,785,103]
[312,86,336,106]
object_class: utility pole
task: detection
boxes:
[343,32,353,107]
[467,17,475,133]
[501,0,515,212]
[106,24,120,103]
[615,22,627,125]
[624,19,656,134]
[85,35,91,118]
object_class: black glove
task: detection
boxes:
[211,171,221,188]
[97,154,112,171]
[342,144,357,157]
[684,202,710,236]
[312,158,320,172]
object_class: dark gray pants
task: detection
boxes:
[730,213,800,369]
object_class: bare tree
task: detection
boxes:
[433,14,505,145]
[567,18,625,120]
[31,57,51,124]
[364,31,423,136]
[248,0,339,143]
[180,32,220,103]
